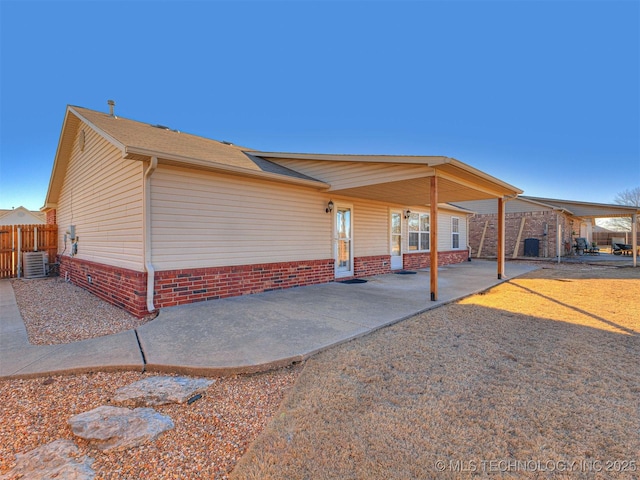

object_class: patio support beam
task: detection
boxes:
[633,213,637,268]
[430,175,438,301]
[497,197,505,279]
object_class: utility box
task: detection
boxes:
[524,238,540,257]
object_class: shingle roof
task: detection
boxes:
[44,105,523,208]
[70,106,321,183]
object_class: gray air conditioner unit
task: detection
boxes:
[23,251,47,279]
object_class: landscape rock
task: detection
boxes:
[1,439,94,480]
[112,375,214,407]
[68,405,174,452]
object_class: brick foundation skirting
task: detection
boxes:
[59,256,148,317]
[403,250,469,270]
[59,257,335,317]
[154,259,335,310]
[59,252,468,318]
[354,255,391,277]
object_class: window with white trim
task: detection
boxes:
[452,217,460,249]
[408,212,429,251]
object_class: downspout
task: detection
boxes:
[143,157,158,312]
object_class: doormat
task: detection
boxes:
[340,279,368,284]
[394,270,417,275]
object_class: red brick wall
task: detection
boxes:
[58,251,471,318]
[354,255,391,277]
[154,259,335,309]
[403,250,469,269]
[59,257,336,317]
[59,256,147,317]
[45,209,56,225]
[467,211,574,258]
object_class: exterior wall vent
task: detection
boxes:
[23,251,47,278]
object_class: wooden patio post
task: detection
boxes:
[557,218,562,264]
[430,175,438,301]
[497,197,505,279]
[633,213,637,268]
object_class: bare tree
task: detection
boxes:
[614,186,640,207]
[601,187,640,231]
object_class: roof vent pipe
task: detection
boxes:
[107,99,116,117]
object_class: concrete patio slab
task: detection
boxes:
[0,331,144,378]
[137,260,538,375]
[6,331,145,378]
[1,260,539,379]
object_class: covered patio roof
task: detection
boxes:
[253,152,522,204]
[255,152,524,298]
[519,196,640,219]
[518,196,638,267]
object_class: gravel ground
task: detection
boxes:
[2,277,303,479]
[0,368,301,479]
[10,278,156,345]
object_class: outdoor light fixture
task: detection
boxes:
[326,200,334,213]
[404,209,411,219]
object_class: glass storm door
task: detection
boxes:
[390,211,403,270]
[335,206,353,277]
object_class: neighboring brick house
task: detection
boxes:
[42,104,522,316]
[452,196,639,259]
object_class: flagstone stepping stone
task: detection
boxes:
[2,439,95,480]
[68,405,174,452]
[112,376,214,407]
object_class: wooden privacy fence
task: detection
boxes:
[0,224,58,279]
[592,230,639,248]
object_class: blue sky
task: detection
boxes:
[1,0,638,211]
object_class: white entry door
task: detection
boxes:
[390,210,403,270]
[335,205,353,277]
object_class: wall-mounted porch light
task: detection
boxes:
[326,200,334,213]
[404,209,411,219]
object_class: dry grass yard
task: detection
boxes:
[1,263,638,479]
[231,265,640,479]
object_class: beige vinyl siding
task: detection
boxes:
[436,211,467,250]
[400,208,468,252]
[270,159,431,191]
[349,199,390,257]
[438,214,452,251]
[146,162,471,271]
[56,123,145,270]
[150,165,331,270]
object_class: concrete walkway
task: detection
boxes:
[1,260,538,379]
